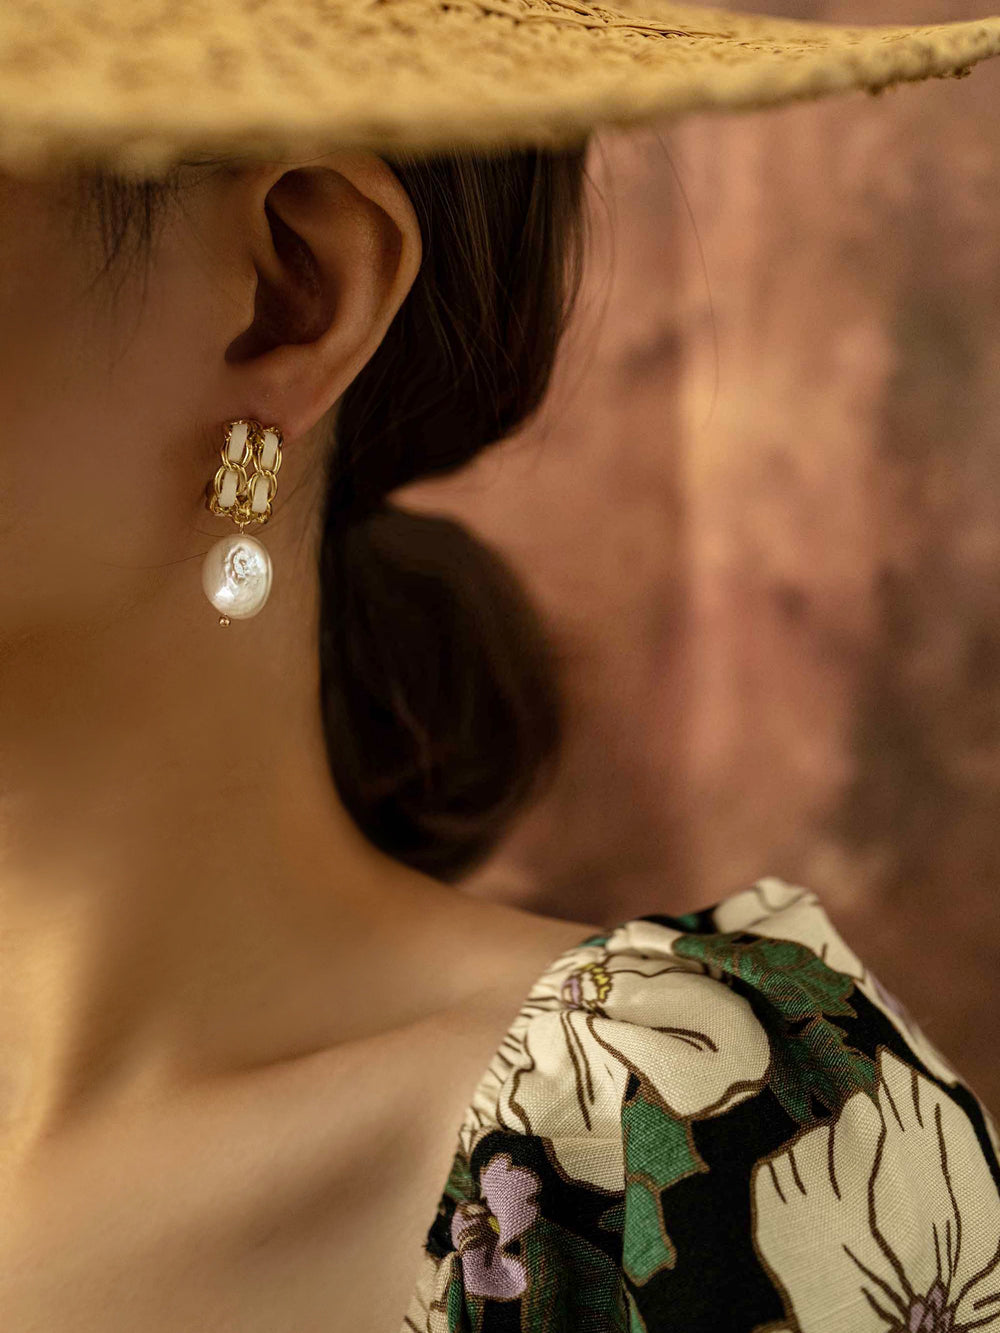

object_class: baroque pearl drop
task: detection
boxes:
[202,533,272,620]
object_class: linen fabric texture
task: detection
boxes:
[401,876,1000,1332]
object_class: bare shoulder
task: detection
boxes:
[0,893,606,1333]
[436,889,603,1011]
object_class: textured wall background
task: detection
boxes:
[400,0,1000,1113]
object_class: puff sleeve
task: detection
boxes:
[402,878,1000,1333]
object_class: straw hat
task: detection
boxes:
[1,0,999,179]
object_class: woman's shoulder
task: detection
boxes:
[402,876,1000,1333]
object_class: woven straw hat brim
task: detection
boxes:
[1,0,999,179]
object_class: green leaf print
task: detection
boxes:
[441,1254,478,1333]
[520,1216,628,1332]
[620,1093,708,1284]
[672,932,858,1023]
[623,1093,706,1191]
[768,1015,877,1124]
[625,1287,649,1333]
[517,1218,562,1333]
[673,931,876,1126]
[623,1180,672,1283]
[442,1150,476,1206]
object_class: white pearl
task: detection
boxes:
[202,533,272,620]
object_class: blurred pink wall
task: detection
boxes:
[400,1,1000,1112]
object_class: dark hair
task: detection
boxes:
[75,143,592,883]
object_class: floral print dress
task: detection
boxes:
[399,876,1000,1333]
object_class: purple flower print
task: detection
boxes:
[450,1152,541,1300]
[907,1279,955,1332]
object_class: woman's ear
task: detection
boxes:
[208,150,423,445]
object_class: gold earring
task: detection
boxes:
[202,418,283,626]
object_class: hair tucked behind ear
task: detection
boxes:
[321,149,590,882]
[77,144,592,884]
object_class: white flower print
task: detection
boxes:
[713,877,963,1087]
[464,926,771,1192]
[753,1047,1000,1332]
[425,1250,460,1333]
[400,1248,454,1333]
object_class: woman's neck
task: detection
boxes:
[0,596,477,1165]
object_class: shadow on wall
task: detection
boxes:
[400,0,1000,1114]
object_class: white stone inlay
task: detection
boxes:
[250,474,269,513]
[259,430,280,471]
[226,420,249,463]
